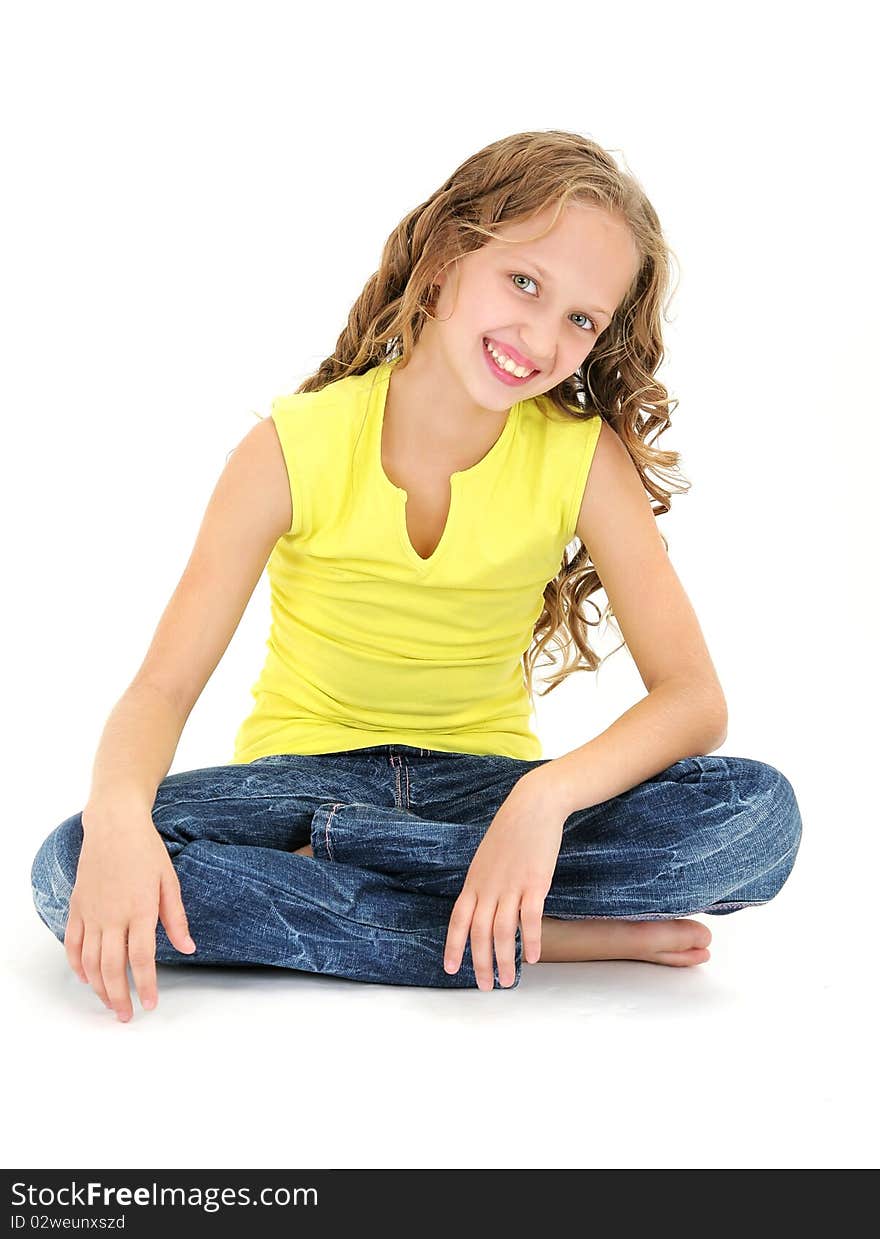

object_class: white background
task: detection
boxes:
[2,0,876,1171]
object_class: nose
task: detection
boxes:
[519,319,556,372]
[522,343,554,373]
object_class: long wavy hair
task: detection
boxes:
[292,129,689,704]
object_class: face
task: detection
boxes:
[427,200,641,408]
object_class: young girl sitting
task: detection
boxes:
[31,129,803,1021]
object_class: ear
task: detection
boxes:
[428,260,458,313]
[426,267,447,308]
[432,259,457,290]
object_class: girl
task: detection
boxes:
[31,129,803,1021]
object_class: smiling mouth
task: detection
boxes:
[482,337,539,378]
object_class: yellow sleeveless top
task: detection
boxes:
[229,356,601,762]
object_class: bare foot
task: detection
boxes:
[538,915,712,967]
[289,850,709,968]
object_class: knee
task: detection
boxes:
[688,755,803,866]
[745,759,802,862]
[31,812,84,944]
[725,759,802,902]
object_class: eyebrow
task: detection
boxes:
[518,256,613,323]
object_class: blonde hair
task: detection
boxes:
[294,129,688,703]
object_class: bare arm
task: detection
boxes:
[64,412,294,1021]
[533,421,728,816]
[82,683,190,830]
[81,413,293,834]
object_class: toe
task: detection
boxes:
[670,919,712,950]
[656,946,711,967]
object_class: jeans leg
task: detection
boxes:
[545,755,803,919]
[30,757,519,991]
[318,755,804,921]
[311,800,485,897]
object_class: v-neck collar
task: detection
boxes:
[370,358,522,573]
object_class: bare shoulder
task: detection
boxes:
[128,414,293,717]
[574,419,727,710]
[226,414,293,541]
[575,419,660,551]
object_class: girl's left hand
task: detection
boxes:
[443,770,567,989]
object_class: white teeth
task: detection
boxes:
[485,339,534,379]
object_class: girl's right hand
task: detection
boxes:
[65,815,197,1022]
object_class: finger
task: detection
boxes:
[101,928,133,1023]
[493,898,522,988]
[81,927,111,1009]
[519,892,547,965]
[471,900,499,991]
[443,889,477,974]
[64,909,89,984]
[158,871,196,955]
[128,918,158,1012]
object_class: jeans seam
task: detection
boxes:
[704,899,770,911]
[321,802,345,861]
[389,754,410,809]
[546,901,772,921]
[154,794,307,813]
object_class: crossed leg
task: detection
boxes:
[290,842,712,967]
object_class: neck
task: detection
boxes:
[386,335,514,448]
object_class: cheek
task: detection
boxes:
[442,287,484,327]
[461,280,502,322]
[550,342,592,380]
[470,298,498,328]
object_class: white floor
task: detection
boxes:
[7,843,875,1170]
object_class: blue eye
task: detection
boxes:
[510,274,597,333]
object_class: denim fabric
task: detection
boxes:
[30,745,802,991]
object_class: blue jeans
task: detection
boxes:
[30,745,803,990]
